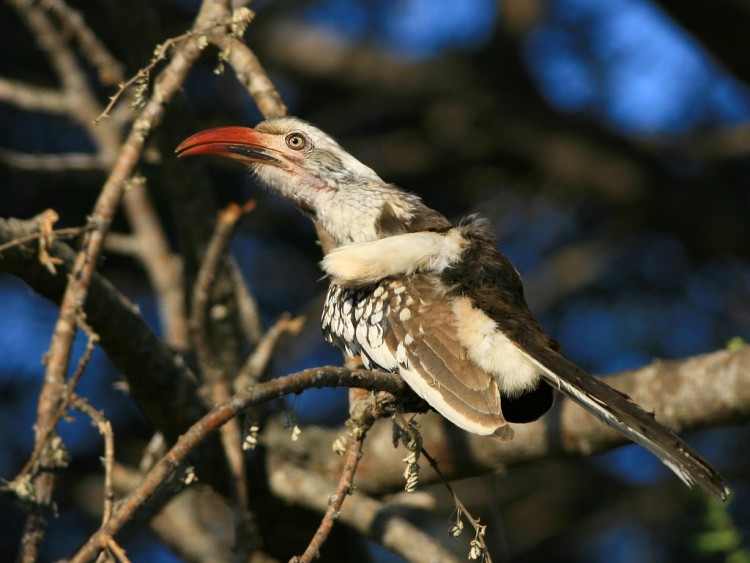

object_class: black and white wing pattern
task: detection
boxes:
[322,274,513,439]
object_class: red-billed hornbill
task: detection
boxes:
[176,116,729,500]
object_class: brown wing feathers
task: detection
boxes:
[383,276,510,436]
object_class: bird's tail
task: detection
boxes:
[524,346,730,501]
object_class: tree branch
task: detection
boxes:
[0,214,228,488]
[69,367,409,562]
[266,346,749,496]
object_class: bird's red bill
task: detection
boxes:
[175,126,281,164]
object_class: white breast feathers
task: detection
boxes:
[321,229,469,287]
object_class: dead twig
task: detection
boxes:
[103,535,131,563]
[0,223,93,256]
[95,8,255,123]
[10,318,98,563]
[69,395,116,526]
[391,414,491,561]
[421,447,491,562]
[0,214,217,467]
[101,233,141,257]
[6,0,118,556]
[137,434,167,475]
[8,0,113,156]
[13,321,99,485]
[295,424,369,562]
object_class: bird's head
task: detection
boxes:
[176,116,422,243]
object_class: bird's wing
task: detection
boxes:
[444,222,729,500]
[521,343,730,500]
[322,275,512,439]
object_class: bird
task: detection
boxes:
[176,116,730,500]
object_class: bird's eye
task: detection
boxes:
[285,132,309,151]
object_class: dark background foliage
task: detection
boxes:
[1,0,749,561]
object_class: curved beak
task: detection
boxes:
[175,126,283,166]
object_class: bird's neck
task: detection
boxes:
[319,183,452,245]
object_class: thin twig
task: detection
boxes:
[14,321,99,483]
[8,0,112,155]
[295,425,369,563]
[94,10,255,123]
[0,213,217,464]
[69,395,116,525]
[104,535,131,563]
[101,233,142,257]
[0,224,92,255]
[137,433,166,475]
[8,0,115,555]
[3,1,182,370]
[13,317,98,563]
[67,316,100,395]
[392,414,492,561]
[420,448,492,563]
[213,383,257,561]
[103,465,233,562]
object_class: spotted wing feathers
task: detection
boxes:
[322,275,512,439]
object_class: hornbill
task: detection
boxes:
[176,116,729,500]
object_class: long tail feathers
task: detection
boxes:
[524,346,730,501]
